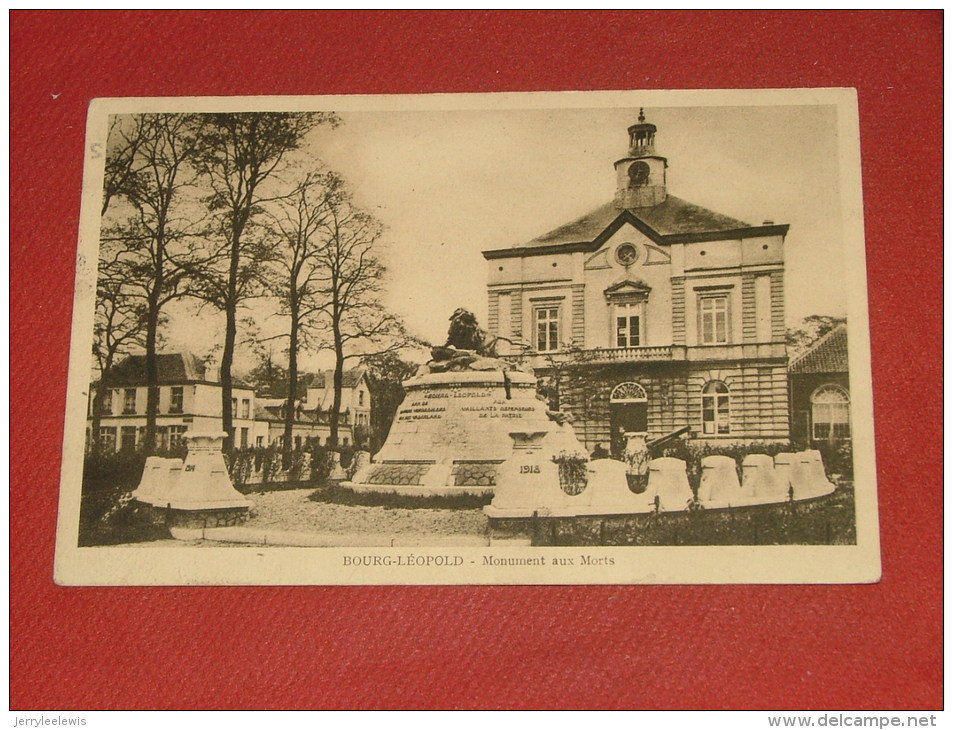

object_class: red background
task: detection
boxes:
[10,11,942,710]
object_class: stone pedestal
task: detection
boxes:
[484,431,567,518]
[741,454,785,503]
[573,458,656,515]
[133,431,251,534]
[792,450,836,499]
[346,370,569,497]
[647,457,693,512]
[698,455,743,507]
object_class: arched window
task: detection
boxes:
[609,382,648,455]
[610,382,647,403]
[702,381,730,435]
[811,385,850,440]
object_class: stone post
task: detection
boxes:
[485,430,565,518]
[134,431,251,537]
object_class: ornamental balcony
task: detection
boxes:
[500,342,786,370]
[500,345,675,370]
[581,345,674,363]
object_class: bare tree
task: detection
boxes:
[260,172,336,460]
[191,112,338,451]
[102,116,149,217]
[89,249,148,453]
[312,175,415,448]
[99,113,205,453]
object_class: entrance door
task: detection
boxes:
[609,382,648,456]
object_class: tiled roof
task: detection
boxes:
[102,351,257,388]
[789,324,849,374]
[306,369,365,389]
[255,402,328,425]
[104,352,209,386]
[522,196,751,249]
[254,404,274,421]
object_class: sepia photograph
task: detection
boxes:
[54,88,879,585]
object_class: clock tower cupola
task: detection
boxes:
[614,109,668,209]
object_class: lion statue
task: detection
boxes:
[444,307,488,354]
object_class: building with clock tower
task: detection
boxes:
[482,110,791,454]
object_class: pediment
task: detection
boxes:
[583,220,674,272]
[604,279,652,299]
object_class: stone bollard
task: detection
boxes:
[698,455,742,506]
[741,454,785,504]
[647,457,693,512]
[623,432,649,473]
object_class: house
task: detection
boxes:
[89,355,374,452]
[788,324,850,446]
[303,369,372,432]
[252,369,372,449]
[88,352,267,452]
[482,111,791,454]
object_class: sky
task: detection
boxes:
[160,100,849,374]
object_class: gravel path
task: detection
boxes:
[244,488,487,537]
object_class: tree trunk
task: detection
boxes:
[221,307,235,453]
[144,302,160,454]
[283,311,298,468]
[328,321,344,450]
[220,217,244,454]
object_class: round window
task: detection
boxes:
[616,243,639,266]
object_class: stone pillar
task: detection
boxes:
[137,431,251,535]
[485,430,565,518]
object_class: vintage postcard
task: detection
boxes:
[54,88,880,585]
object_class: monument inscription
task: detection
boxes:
[347,369,574,496]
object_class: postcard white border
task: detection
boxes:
[54,88,880,585]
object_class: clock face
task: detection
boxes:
[616,243,639,266]
[628,161,650,186]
